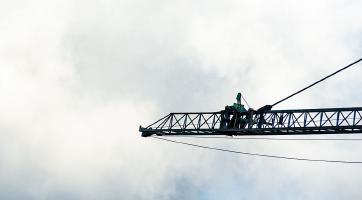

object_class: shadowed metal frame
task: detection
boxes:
[140,107,362,137]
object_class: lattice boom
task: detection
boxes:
[139,107,362,137]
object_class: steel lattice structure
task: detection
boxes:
[139,107,362,137]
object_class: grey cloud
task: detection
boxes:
[66,31,232,113]
[1,0,362,199]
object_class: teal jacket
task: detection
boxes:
[233,103,246,113]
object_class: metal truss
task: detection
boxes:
[139,107,362,137]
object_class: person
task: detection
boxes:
[226,93,246,129]
[232,92,247,113]
[220,92,248,129]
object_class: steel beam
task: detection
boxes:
[139,107,362,137]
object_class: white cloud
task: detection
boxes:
[1,0,362,199]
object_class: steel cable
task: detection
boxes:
[152,136,362,164]
[272,58,362,107]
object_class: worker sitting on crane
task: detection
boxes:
[230,92,248,129]
[220,92,248,129]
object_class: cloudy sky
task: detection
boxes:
[1,0,362,199]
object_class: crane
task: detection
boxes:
[139,58,362,138]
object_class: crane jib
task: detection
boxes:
[139,107,362,137]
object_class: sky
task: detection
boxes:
[1,0,362,199]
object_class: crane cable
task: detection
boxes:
[240,92,251,108]
[272,57,362,107]
[163,135,362,141]
[152,136,362,164]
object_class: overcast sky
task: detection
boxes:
[1,0,362,199]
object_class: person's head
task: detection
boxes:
[236,92,241,100]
